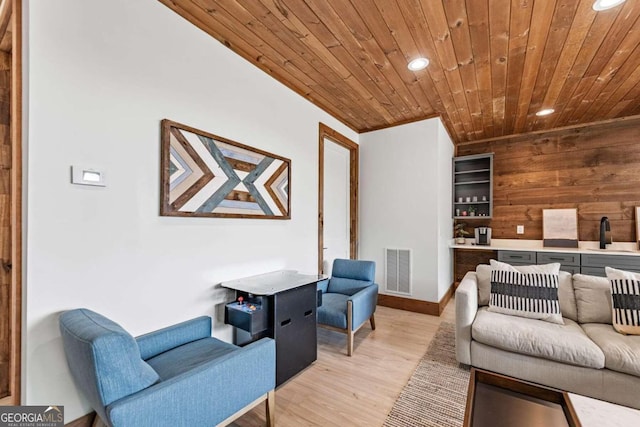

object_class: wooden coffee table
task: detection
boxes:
[464,368,581,427]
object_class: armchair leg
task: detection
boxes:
[266,390,275,427]
[370,314,376,330]
[347,300,353,356]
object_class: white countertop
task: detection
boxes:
[450,239,640,256]
[220,270,327,295]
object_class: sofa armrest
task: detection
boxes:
[455,272,478,365]
[349,283,378,330]
[108,337,276,427]
[136,316,212,360]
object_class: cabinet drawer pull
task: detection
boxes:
[280,319,291,327]
[304,309,313,317]
[510,255,523,259]
[548,257,564,261]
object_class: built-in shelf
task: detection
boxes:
[452,153,493,219]
[454,168,490,175]
[454,180,490,185]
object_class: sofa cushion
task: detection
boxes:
[573,274,612,324]
[476,264,492,306]
[488,260,563,324]
[558,271,578,322]
[477,264,577,322]
[605,267,640,335]
[582,323,640,377]
[472,307,605,369]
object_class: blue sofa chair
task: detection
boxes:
[317,259,378,356]
[59,309,275,427]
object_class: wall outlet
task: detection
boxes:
[517,225,524,235]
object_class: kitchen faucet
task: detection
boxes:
[600,216,612,249]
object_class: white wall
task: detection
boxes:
[359,118,453,302]
[25,0,356,420]
[437,122,454,299]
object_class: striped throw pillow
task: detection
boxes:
[605,267,640,335]
[489,261,563,324]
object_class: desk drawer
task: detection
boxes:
[537,252,580,266]
[498,250,536,265]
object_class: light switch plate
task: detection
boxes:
[517,225,524,234]
[71,165,106,187]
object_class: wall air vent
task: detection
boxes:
[385,248,412,295]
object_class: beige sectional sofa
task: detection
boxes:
[455,265,640,409]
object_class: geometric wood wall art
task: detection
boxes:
[160,119,290,219]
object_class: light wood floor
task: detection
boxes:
[234,300,456,427]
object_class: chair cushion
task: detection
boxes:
[573,274,613,324]
[472,307,605,369]
[328,277,371,296]
[146,337,238,380]
[332,259,375,282]
[137,316,212,360]
[581,323,640,377]
[317,293,349,329]
[59,309,160,407]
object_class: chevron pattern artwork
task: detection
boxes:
[161,120,290,218]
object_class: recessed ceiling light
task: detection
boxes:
[408,57,429,71]
[536,108,555,117]
[593,0,626,11]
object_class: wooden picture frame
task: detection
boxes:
[464,368,580,427]
[160,120,291,219]
[543,208,579,248]
[636,207,640,250]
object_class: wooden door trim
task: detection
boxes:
[318,123,358,274]
[0,0,22,406]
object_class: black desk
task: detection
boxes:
[221,270,326,386]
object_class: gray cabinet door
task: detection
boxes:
[580,253,640,277]
[498,250,536,264]
[537,252,580,266]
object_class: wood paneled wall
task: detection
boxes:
[454,249,496,284]
[456,117,640,242]
[0,49,10,399]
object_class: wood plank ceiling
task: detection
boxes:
[159,0,640,143]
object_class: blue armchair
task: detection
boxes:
[59,309,275,427]
[317,259,378,356]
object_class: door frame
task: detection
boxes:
[0,0,22,406]
[317,123,358,274]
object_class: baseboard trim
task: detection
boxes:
[378,282,455,317]
[438,282,456,316]
[66,412,95,427]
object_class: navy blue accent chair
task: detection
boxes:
[317,259,378,356]
[59,309,275,427]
